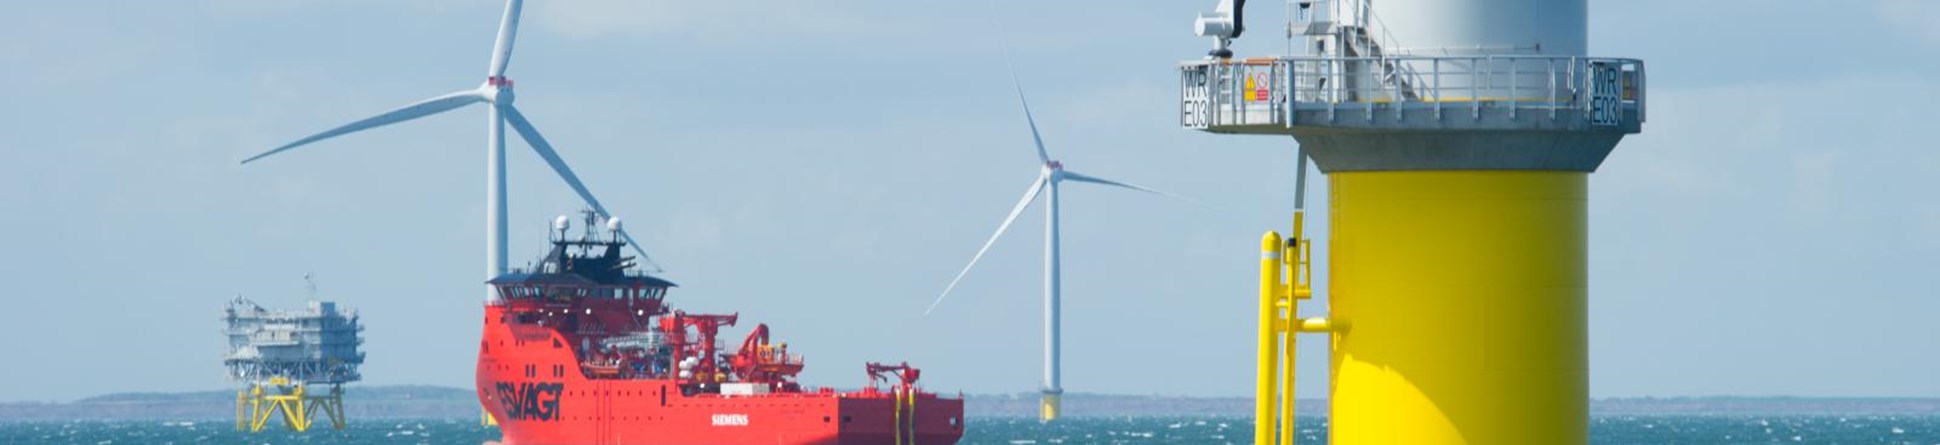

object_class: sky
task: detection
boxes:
[2,0,1938,403]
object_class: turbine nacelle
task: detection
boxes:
[479,78,515,105]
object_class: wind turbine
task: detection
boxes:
[241,0,656,302]
[925,77,1201,422]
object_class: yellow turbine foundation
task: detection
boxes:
[1326,171,1588,445]
[236,378,346,433]
[1039,393,1061,422]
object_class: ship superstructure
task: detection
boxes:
[477,212,964,445]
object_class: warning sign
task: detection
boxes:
[1245,72,1272,102]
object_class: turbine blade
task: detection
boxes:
[241,90,485,164]
[1012,79,1052,164]
[501,105,660,269]
[926,175,1047,315]
[1060,170,1215,209]
[488,0,526,77]
[614,230,663,272]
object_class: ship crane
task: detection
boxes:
[730,324,806,385]
[866,362,922,391]
[660,311,738,382]
[866,362,925,445]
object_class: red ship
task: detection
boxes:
[476,213,964,444]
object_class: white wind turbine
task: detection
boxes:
[241,0,656,302]
[926,76,1201,421]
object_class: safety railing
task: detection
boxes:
[1180,58,1287,129]
[1180,56,1645,130]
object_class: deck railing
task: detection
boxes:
[1181,56,1645,130]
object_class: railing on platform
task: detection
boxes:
[1180,56,1645,130]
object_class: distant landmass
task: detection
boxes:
[3,386,1937,421]
[0,385,476,422]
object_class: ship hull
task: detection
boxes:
[477,306,965,445]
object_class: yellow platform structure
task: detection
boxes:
[235,377,346,432]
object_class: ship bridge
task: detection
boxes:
[1180,55,1645,171]
[491,211,676,306]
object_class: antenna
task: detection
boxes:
[581,208,600,241]
[304,273,319,301]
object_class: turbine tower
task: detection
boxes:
[1182,0,1646,443]
[927,78,1198,422]
[241,0,654,302]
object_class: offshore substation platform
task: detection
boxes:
[223,297,366,432]
[1183,0,1645,443]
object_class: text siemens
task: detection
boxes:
[712,413,750,426]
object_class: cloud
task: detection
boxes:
[1878,0,1940,46]
[529,0,875,41]
[1600,73,1940,233]
[1787,151,1838,222]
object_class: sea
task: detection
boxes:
[4,415,1937,445]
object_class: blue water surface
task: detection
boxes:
[3,415,1937,444]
